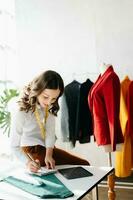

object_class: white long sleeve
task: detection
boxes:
[10,102,56,163]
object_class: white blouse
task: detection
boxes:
[10,103,56,164]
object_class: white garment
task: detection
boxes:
[10,102,56,164]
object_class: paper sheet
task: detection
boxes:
[27,167,57,176]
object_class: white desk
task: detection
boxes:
[0,164,114,200]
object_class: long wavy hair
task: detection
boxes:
[18,70,64,116]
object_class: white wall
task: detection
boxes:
[10,0,133,166]
[93,0,133,79]
[14,0,97,86]
[14,0,133,83]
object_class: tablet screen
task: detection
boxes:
[58,166,93,179]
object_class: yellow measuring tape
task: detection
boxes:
[34,105,49,139]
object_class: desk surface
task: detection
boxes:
[0,163,114,200]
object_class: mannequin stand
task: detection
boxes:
[107,152,116,200]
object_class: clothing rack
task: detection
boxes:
[71,72,99,77]
[64,72,99,86]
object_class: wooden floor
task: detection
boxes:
[82,187,133,200]
[98,187,133,200]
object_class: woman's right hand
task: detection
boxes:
[26,159,40,173]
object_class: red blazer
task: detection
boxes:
[88,66,123,151]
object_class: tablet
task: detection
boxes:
[58,166,93,179]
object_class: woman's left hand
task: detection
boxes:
[45,156,55,169]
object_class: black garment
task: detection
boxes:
[64,80,81,146]
[79,79,93,143]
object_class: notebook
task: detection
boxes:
[58,166,93,179]
[27,167,57,176]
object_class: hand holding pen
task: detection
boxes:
[26,152,41,173]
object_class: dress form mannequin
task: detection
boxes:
[99,63,122,152]
[88,63,122,200]
[99,64,116,200]
[99,63,111,75]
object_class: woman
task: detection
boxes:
[10,70,89,173]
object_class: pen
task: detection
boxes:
[26,152,40,168]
